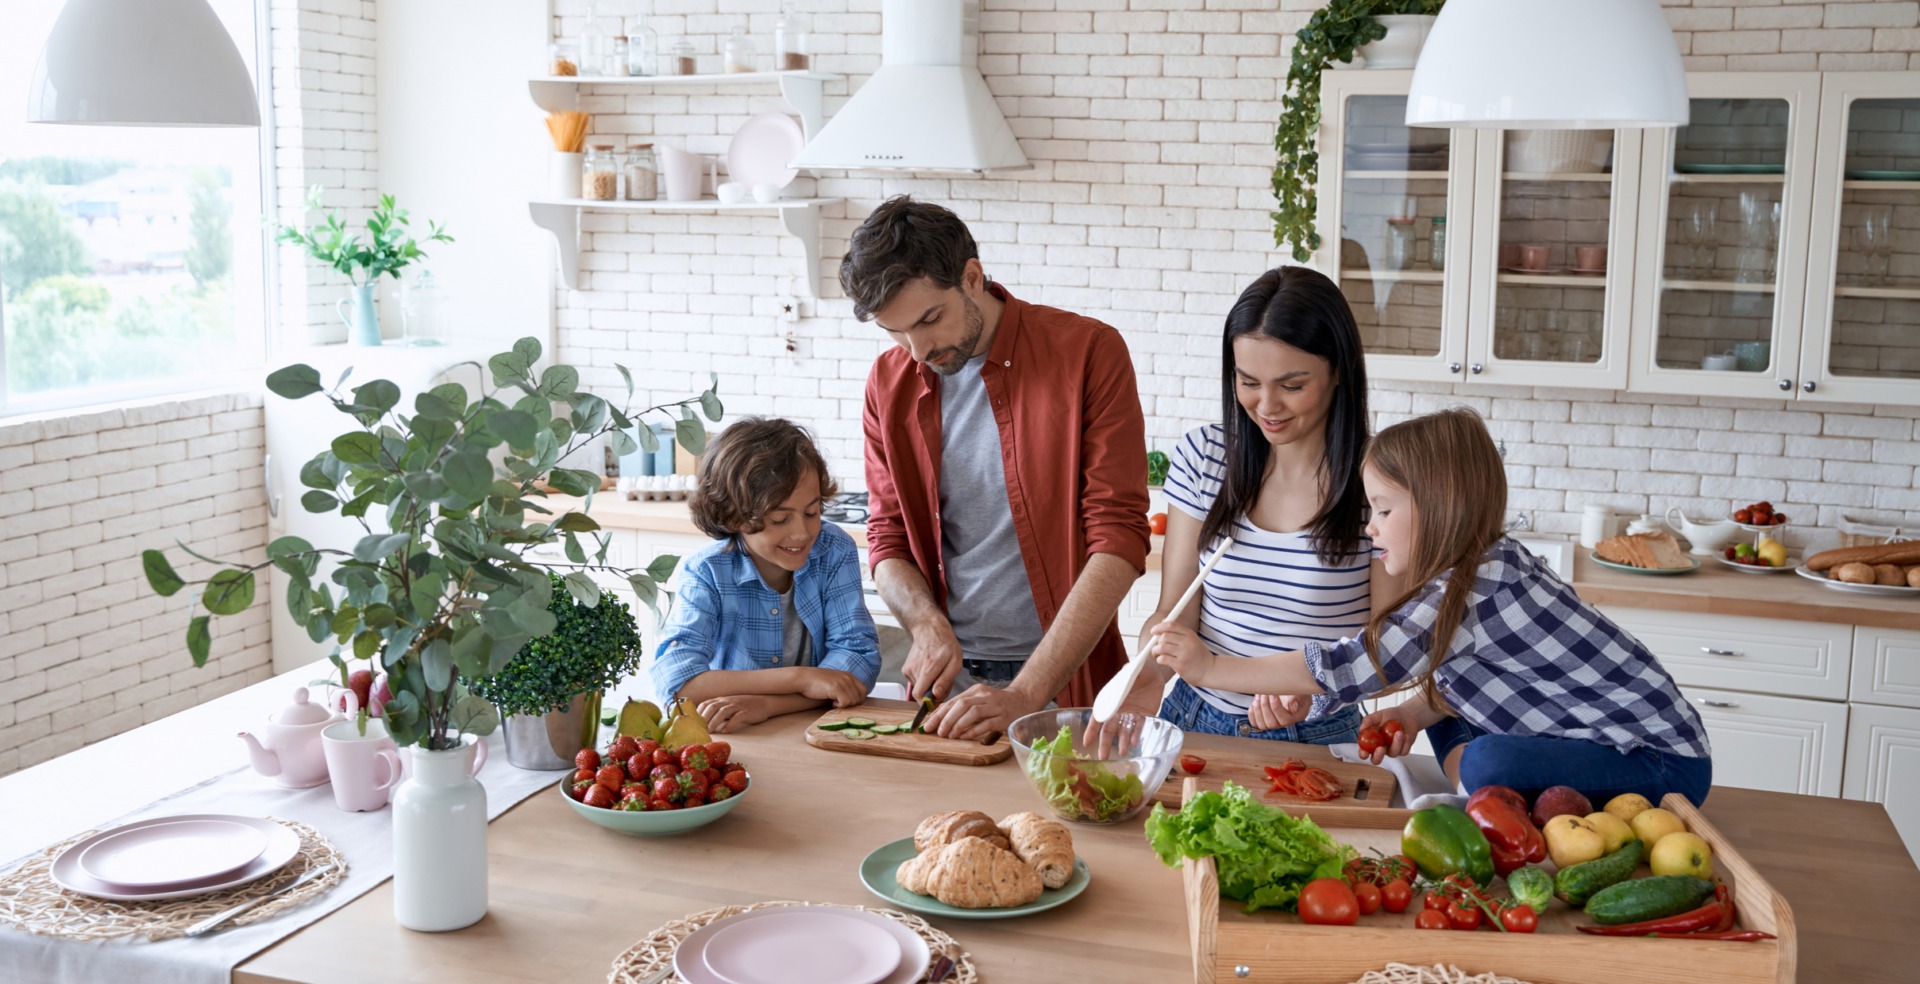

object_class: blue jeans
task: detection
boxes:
[1425,716,1714,808]
[1157,679,1362,744]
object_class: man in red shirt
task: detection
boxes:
[844,197,1151,740]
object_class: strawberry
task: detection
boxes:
[679,745,709,772]
[595,764,625,789]
[704,741,731,769]
[721,770,748,793]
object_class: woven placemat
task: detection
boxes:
[0,818,346,942]
[1353,965,1536,984]
[607,900,980,984]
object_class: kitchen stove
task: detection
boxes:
[823,492,869,525]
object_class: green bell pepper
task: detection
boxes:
[1402,804,1495,887]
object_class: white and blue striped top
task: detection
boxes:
[1164,424,1374,717]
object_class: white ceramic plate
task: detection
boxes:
[52,815,300,901]
[1588,550,1699,576]
[1795,563,1920,596]
[727,112,804,191]
[79,818,266,890]
[703,908,899,984]
[673,906,928,984]
[1715,553,1799,575]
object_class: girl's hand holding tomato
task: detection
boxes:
[1355,705,1420,765]
[1149,621,1217,686]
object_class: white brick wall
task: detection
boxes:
[0,396,274,776]
[551,0,1920,551]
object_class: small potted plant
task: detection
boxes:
[1273,0,1446,262]
[466,571,648,771]
[276,187,453,346]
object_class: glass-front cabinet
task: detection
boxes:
[1316,71,1475,382]
[1628,75,1821,397]
[1801,72,1920,404]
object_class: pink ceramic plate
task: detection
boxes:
[703,908,898,984]
[51,814,301,901]
[673,907,927,984]
[726,112,804,191]
[79,818,267,889]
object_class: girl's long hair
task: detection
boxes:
[1361,407,1508,709]
[1200,266,1370,564]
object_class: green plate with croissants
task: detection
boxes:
[858,837,1091,920]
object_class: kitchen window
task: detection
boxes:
[0,0,272,416]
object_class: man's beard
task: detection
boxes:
[927,293,987,376]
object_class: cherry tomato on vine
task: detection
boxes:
[1424,891,1450,912]
[1446,902,1483,931]
[1415,909,1450,931]
[1353,881,1382,915]
[1500,905,1539,934]
[1381,879,1413,914]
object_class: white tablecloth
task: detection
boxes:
[0,731,562,984]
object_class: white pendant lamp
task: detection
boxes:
[28,0,260,127]
[1406,0,1687,129]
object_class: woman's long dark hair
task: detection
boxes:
[1199,266,1370,564]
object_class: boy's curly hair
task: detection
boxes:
[688,417,838,539]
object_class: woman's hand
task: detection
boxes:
[1247,694,1310,731]
[1149,621,1215,687]
[698,694,776,734]
[1357,703,1422,764]
[797,667,867,708]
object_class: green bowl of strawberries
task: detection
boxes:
[559,737,751,836]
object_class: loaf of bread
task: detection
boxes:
[1806,540,1920,571]
[1875,563,1906,586]
[1835,562,1876,584]
[1907,567,1920,589]
[1596,531,1691,570]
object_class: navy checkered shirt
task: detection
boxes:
[1304,537,1711,760]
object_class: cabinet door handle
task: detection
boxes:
[1470,363,1484,374]
[1448,362,1462,374]
[1695,698,1740,709]
[1700,647,1743,657]
[1803,379,1817,393]
[1778,378,1793,391]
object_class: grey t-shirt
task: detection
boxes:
[939,355,1045,661]
[779,586,812,667]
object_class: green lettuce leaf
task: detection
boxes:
[1023,725,1148,823]
[1143,781,1354,914]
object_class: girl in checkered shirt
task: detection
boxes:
[1154,408,1713,806]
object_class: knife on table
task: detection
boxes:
[906,692,937,734]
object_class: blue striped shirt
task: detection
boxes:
[648,523,880,704]
[1165,424,1373,717]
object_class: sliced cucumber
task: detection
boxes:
[843,728,878,740]
[869,723,898,735]
[816,720,853,732]
[844,717,876,729]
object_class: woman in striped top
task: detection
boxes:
[1117,266,1394,746]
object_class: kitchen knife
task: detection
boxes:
[906,693,936,734]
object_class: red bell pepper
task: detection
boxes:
[1465,785,1546,875]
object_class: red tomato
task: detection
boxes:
[1381,720,1405,740]
[1298,878,1359,926]
[1500,905,1539,934]
[1178,754,1207,775]
[1415,909,1450,930]
[705,741,731,768]
[582,784,616,809]
[1357,726,1387,756]
[595,764,625,789]
[1446,902,1483,931]
[574,748,601,771]
[1353,881,1382,916]
[609,736,639,761]
[1149,512,1168,536]
[1381,879,1413,914]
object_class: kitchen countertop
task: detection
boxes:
[228,699,1920,984]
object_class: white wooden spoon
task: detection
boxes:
[1090,538,1234,723]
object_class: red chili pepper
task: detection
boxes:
[1706,884,1735,934]
[1649,930,1777,942]
[1576,900,1723,936]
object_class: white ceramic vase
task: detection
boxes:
[1356,14,1438,70]
[392,733,488,932]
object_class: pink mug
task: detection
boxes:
[1575,245,1607,271]
[1499,243,1521,269]
[322,719,402,812]
[1519,244,1552,272]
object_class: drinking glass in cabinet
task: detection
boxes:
[1825,96,1920,381]
[1336,94,1451,360]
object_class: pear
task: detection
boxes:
[663,713,710,749]
[616,700,664,742]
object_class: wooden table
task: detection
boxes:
[235,703,1920,984]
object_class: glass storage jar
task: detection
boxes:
[583,144,619,200]
[1429,216,1446,271]
[1385,218,1416,271]
[774,5,810,71]
[623,144,658,202]
[626,18,657,76]
[549,41,580,77]
[723,22,756,73]
[610,36,629,78]
[669,38,697,76]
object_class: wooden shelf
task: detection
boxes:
[1833,284,1920,300]
[528,70,839,139]
[1843,180,1920,191]
[1496,272,1607,287]
[1344,170,1449,181]
[1503,171,1613,183]
[1671,172,1787,184]
[528,197,841,298]
[1663,279,1778,294]
[1339,267,1444,283]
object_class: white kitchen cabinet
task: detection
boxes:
[1851,625,1920,710]
[1842,702,1920,860]
[1119,569,1164,654]
[1602,606,1852,701]
[1681,685,1848,797]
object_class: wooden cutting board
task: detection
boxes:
[1148,730,1397,809]
[804,703,1012,767]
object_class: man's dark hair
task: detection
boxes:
[839,195,979,322]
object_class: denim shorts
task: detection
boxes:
[1157,679,1362,745]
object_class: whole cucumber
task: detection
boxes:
[1585,875,1716,925]
[1554,839,1643,907]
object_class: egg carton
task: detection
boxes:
[618,475,695,501]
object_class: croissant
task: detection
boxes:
[998,811,1076,889]
[895,836,1043,908]
[914,810,1009,853]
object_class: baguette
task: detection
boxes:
[1806,540,1920,571]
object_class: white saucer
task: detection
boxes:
[52,815,301,901]
[673,906,928,984]
[727,113,804,191]
[79,818,266,890]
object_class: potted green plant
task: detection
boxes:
[276,187,453,346]
[1273,0,1445,262]
[466,571,645,771]
[139,335,719,931]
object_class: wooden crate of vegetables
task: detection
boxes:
[1156,779,1794,984]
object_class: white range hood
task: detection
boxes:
[791,0,1029,174]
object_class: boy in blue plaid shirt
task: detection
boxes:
[650,418,880,733]
[1155,408,1713,806]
